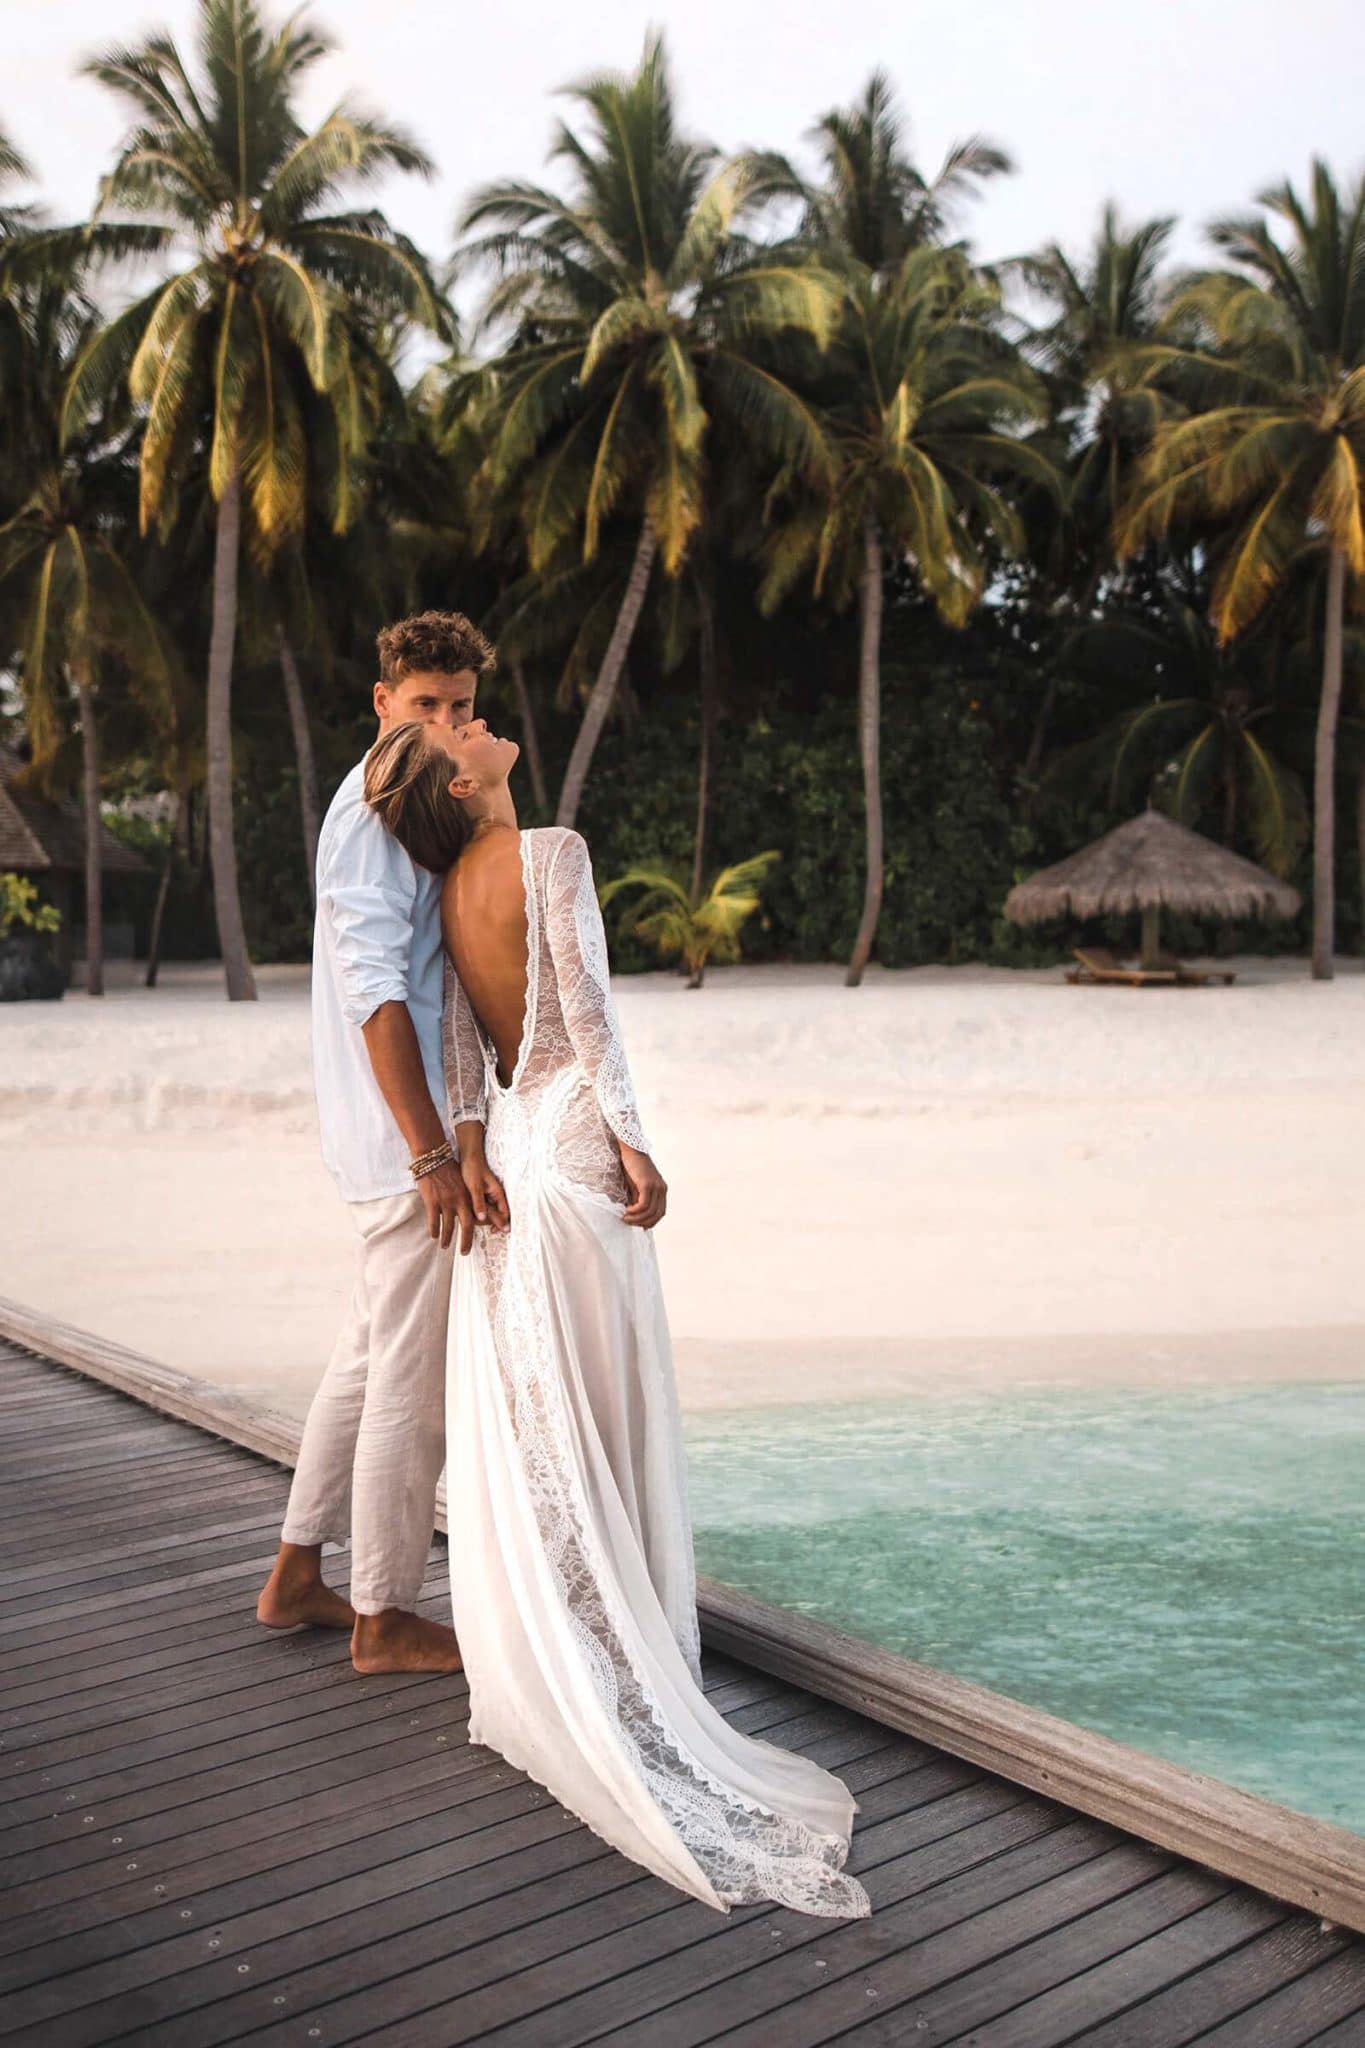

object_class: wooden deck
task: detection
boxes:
[2,1340,1363,2048]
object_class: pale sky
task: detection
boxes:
[6,0,1364,318]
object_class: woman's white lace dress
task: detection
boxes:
[441,825,871,1918]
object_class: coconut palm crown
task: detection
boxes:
[67,0,449,544]
[63,0,450,999]
[457,30,839,827]
[745,69,1011,278]
[759,244,1056,982]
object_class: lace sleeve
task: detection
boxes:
[442,955,487,1135]
[544,830,651,1155]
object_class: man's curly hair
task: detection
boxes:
[376,609,497,686]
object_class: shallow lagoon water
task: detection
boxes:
[683,1381,1364,1834]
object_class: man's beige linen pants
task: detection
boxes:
[281,1188,454,1613]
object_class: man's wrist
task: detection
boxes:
[410,1137,456,1181]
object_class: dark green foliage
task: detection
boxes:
[579,670,1028,969]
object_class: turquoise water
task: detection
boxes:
[683,1382,1365,1834]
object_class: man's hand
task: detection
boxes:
[417,1159,476,1253]
[618,1144,667,1229]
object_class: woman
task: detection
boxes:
[364,716,871,1919]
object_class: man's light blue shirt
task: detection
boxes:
[311,756,446,1202]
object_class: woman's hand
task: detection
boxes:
[618,1145,667,1229]
[456,1124,510,1231]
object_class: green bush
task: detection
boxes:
[580,668,1028,969]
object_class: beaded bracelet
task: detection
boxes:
[410,1140,455,1181]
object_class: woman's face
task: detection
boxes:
[430,718,519,794]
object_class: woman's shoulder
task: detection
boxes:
[524,824,590,875]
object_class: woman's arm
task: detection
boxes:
[441,957,509,1230]
[544,830,667,1227]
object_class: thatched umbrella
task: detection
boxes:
[1003,807,1302,968]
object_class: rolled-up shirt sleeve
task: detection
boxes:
[317,812,418,1028]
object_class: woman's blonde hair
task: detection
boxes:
[363,722,472,872]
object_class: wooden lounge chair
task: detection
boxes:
[1066,946,1179,987]
[1172,961,1237,987]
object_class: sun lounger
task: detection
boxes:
[1066,947,1179,987]
[1172,962,1237,986]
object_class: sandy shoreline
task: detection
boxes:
[3,956,1362,1421]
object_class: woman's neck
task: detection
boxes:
[463,783,519,844]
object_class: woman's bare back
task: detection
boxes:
[440,829,528,1089]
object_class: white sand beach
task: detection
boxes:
[2,955,1362,1421]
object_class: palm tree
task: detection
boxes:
[1119,161,1365,978]
[601,850,780,987]
[1043,599,1307,872]
[69,0,449,997]
[458,31,837,829]
[746,69,1011,276]
[0,131,44,491]
[1014,205,1178,775]
[760,245,1054,983]
[0,268,169,995]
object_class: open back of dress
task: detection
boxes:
[442,825,870,1917]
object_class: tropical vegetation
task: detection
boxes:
[601,851,781,987]
[1,1,1361,996]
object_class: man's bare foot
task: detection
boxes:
[351,1608,464,1675]
[257,1542,356,1631]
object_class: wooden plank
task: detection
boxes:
[0,1298,304,1472]
[0,1530,300,1624]
[1,1692,477,1869]
[1,1509,297,1598]
[2,1668,466,1824]
[1,1724,913,2042]
[921,1883,1282,2045]
[344,1816,1130,2048]
[0,1571,453,1689]
[474,1788,1058,2048]
[0,1661,817,1922]
[1066,1915,1362,2047]
[4,1672,836,1831]
[159,1754,957,2048]
[0,1680,838,1992]
[1184,1951,1365,2046]
[1301,2001,1365,2046]
[658,1841,1183,2048]
[6,1642,784,1763]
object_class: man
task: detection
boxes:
[256,609,497,1673]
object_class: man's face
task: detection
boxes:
[374,667,478,733]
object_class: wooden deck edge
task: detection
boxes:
[5,1291,1363,1937]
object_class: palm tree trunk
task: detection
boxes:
[846,518,885,988]
[75,668,103,998]
[278,622,321,903]
[1024,560,1110,787]
[1312,546,1346,981]
[206,467,256,1000]
[690,586,717,902]
[556,515,658,830]
[510,655,549,812]
[145,766,191,989]
[1022,673,1059,784]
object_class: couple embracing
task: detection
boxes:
[256,609,870,1920]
